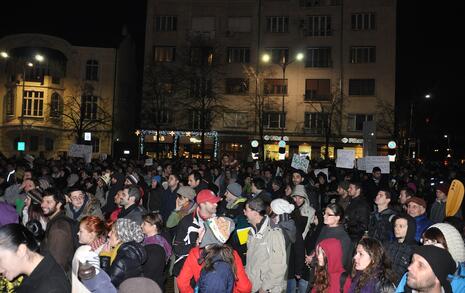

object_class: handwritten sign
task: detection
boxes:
[68,144,92,163]
[364,156,390,174]
[314,168,329,179]
[356,158,366,171]
[336,149,355,169]
[291,154,309,173]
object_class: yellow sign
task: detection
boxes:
[446,179,464,217]
[237,227,251,245]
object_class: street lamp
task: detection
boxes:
[262,51,304,138]
[1,51,45,145]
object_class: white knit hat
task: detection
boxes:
[430,223,465,263]
[271,198,295,215]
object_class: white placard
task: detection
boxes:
[314,168,329,179]
[68,144,93,163]
[84,132,91,141]
[356,157,366,171]
[336,149,355,169]
[364,156,390,174]
[291,154,309,173]
[145,158,153,166]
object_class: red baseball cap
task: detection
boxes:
[196,189,221,204]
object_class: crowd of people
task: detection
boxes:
[1,152,465,293]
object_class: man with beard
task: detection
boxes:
[40,187,74,275]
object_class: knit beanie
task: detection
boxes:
[126,174,139,185]
[115,218,144,243]
[226,183,242,197]
[200,217,235,248]
[270,198,295,215]
[436,184,450,195]
[429,223,465,263]
[413,245,456,293]
[119,277,162,293]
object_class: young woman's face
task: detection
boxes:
[78,223,97,245]
[108,227,120,247]
[323,208,340,227]
[353,244,372,271]
[141,221,157,236]
[0,246,23,281]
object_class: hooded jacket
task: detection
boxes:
[413,213,432,242]
[384,215,417,283]
[295,190,316,239]
[103,173,125,216]
[312,238,351,293]
[317,225,352,271]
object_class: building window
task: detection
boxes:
[45,137,54,151]
[347,114,373,131]
[349,79,375,96]
[306,47,332,67]
[92,138,100,153]
[306,16,332,36]
[304,112,328,134]
[30,136,39,151]
[225,78,249,94]
[155,109,171,125]
[192,17,215,32]
[154,46,176,62]
[190,110,211,130]
[264,79,287,95]
[227,17,252,33]
[227,47,250,64]
[266,16,289,33]
[351,13,376,30]
[350,47,376,63]
[300,0,322,7]
[5,90,14,116]
[263,112,285,129]
[155,16,177,32]
[50,92,61,118]
[23,91,44,117]
[190,47,214,66]
[305,79,330,101]
[190,78,212,98]
[85,60,99,81]
[82,95,99,120]
[223,112,248,128]
[265,48,289,64]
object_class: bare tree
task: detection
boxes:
[375,98,396,138]
[52,83,112,144]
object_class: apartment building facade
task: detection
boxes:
[141,0,396,160]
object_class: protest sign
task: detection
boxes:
[336,149,355,169]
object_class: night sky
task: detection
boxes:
[1,1,464,158]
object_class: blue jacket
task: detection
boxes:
[197,258,234,293]
[413,214,432,242]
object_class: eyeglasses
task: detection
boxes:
[323,213,336,217]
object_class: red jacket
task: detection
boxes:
[177,246,252,293]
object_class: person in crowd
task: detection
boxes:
[333,180,350,211]
[368,189,397,243]
[172,189,220,285]
[22,188,47,230]
[40,187,75,274]
[141,212,172,262]
[316,203,352,270]
[160,173,180,221]
[244,196,287,293]
[94,173,110,207]
[397,246,456,293]
[349,237,396,293]
[292,169,319,210]
[188,170,209,194]
[144,175,162,213]
[0,223,71,292]
[398,187,414,212]
[118,185,145,225]
[251,177,272,203]
[363,166,389,208]
[405,196,432,242]
[177,216,252,293]
[108,189,124,224]
[100,218,147,288]
[65,186,103,221]
[384,214,418,283]
[345,181,371,247]
[72,216,108,292]
[291,185,316,241]
[312,238,351,293]
[270,176,284,199]
[166,186,197,231]
[103,172,125,216]
[430,183,452,223]
[0,201,18,226]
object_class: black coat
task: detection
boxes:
[101,241,147,288]
[144,185,163,213]
[17,253,71,293]
[143,244,167,289]
[345,195,371,243]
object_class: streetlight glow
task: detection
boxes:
[34,54,44,62]
[425,94,431,99]
[296,52,304,61]
[261,53,270,63]
[0,51,8,58]
[27,62,33,67]
[444,134,448,138]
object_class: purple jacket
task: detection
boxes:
[0,202,19,226]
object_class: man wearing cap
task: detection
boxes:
[406,196,432,242]
[430,183,456,224]
[400,245,456,293]
[244,196,287,293]
[172,189,220,282]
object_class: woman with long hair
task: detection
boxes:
[349,237,396,293]
[312,238,351,293]
[0,223,70,292]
